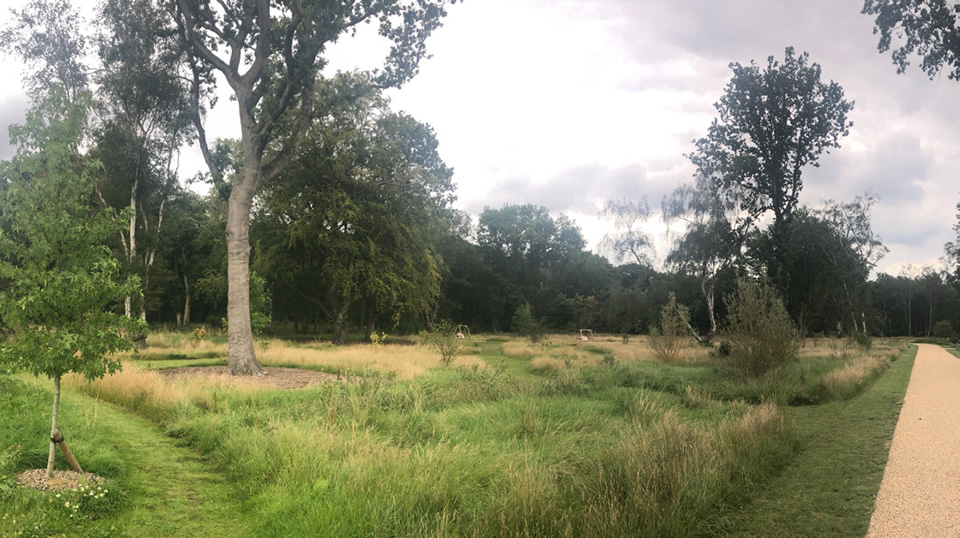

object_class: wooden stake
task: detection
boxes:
[51,429,83,473]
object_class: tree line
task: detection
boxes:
[1,0,959,381]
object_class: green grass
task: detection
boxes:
[2,336,913,537]
[720,344,917,536]
[0,377,253,537]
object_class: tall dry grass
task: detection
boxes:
[66,364,264,422]
[815,352,891,401]
[587,338,709,364]
[258,342,486,380]
[490,402,789,536]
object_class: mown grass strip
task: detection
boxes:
[0,376,253,537]
[720,345,917,537]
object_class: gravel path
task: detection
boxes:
[867,344,960,537]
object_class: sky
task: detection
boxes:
[0,0,957,275]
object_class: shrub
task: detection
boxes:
[849,328,873,352]
[725,279,799,379]
[512,305,545,343]
[932,320,955,339]
[648,293,690,363]
[420,319,461,366]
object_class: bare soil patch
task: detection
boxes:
[17,469,106,492]
[155,366,346,389]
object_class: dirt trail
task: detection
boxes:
[867,344,960,537]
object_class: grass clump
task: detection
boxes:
[814,352,890,401]
[725,279,799,379]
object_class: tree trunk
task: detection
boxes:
[701,275,717,336]
[125,177,138,319]
[182,274,192,326]
[333,300,350,346]
[46,374,61,479]
[226,179,263,375]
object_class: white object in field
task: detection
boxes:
[456,324,472,339]
[578,329,593,341]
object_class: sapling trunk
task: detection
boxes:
[46,374,61,479]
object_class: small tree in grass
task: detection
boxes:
[0,87,142,479]
[649,293,690,363]
[421,319,461,366]
[725,278,799,379]
[512,305,546,343]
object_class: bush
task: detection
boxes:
[512,305,545,343]
[420,319,461,366]
[932,320,955,339]
[648,293,690,363]
[849,328,872,352]
[725,279,799,379]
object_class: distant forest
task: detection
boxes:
[1,0,958,348]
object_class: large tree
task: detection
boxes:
[863,0,960,80]
[689,47,854,289]
[947,202,960,281]
[813,193,888,335]
[663,176,750,336]
[93,0,193,327]
[254,76,454,344]
[166,0,458,374]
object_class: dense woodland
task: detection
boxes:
[1,0,959,351]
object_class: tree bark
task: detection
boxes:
[701,275,717,336]
[125,177,138,318]
[182,274,191,326]
[226,177,263,375]
[333,299,351,346]
[46,374,61,479]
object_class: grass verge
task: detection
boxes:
[720,344,917,536]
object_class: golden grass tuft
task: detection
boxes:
[816,352,888,400]
[67,363,263,420]
[502,341,540,358]
[529,357,566,374]
[258,341,485,380]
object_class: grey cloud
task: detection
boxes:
[464,163,665,216]
[0,93,29,160]
[806,132,930,206]
[873,211,946,251]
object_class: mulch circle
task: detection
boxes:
[154,366,348,389]
[17,469,107,493]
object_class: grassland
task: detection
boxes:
[0,333,913,537]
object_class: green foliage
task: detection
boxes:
[0,87,141,382]
[420,319,461,366]
[649,292,690,363]
[932,320,955,339]
[725,279,800,379]
[850,329,873,352]
[863,0,960,81]
[511,304,545,343]
[196,270,272,335]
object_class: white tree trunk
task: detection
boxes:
[125,178,138,318]
[183,274,192,326]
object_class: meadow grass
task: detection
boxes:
[58,333,807,536]
[2,333,912,536]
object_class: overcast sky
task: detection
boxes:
[1,0,957,275]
